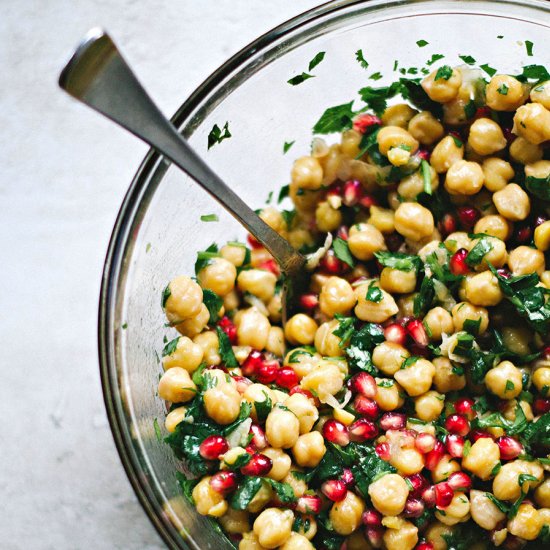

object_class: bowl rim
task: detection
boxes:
[98,0,550,547]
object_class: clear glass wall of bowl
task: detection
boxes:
[99,0,550,548]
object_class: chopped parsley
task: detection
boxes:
[161,285,171,309]
[421,160,432,195]
[416,39,429,47]
[480,63,497,77]
[458,54,476,65]
[426,54,445,66]
[283,141,295,154]
[374,251,422,272]
[312,102,355,134]
[162,337,180,357]
[194,243,220,275]
[497,83,509,95]
[153,418,163,442]
[369,71,383,81]
[525,40,534,56]
[207,122,231,149]
[365,281,383,303]
[355,49,369,69]
[308,51,326,71]
[215,326,239,368]
[525,174,550,201]
[202,289,223,324]
[465,238,493,266]
[287,72,315,86]
[434,65,453,80]
[200,214,218,222]
[332,237,355,268]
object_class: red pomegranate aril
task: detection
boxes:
[375,442,391,461]
[406,319,429,347]
[424,441,445,470]
[404,497,425,518]
[359,193,379,209]
[417,149,430,161]
[276,367,299,390]
[449,248,470,276]
[320,250,345,274]
[259,258,280,276]
[514,224,532,244]
[439,212,457,236]
[406,473,429,497]
[365,526,383,548]
[322,419,350,446]
[349,372,377,398]
[445,434,465,458]
[241,350,263,377]
[445,414,470,436]
[240,453,272,477]
[475,106,492,119]
[249,423,268,450]
[362,509,382,527]
[542,345,550,359]
[457,206,481,228]
[379,412,407,431]
[447,472,472,491]
[533,397,550,414]
[417,542,435,550]
[321,479,348,502]
[415,433,436,454]
[535,215,548,227]
[256,359,279,384]
[384,323,407,346]
[341,468,355,487]
[353,113,382,134]
[247,234,263,249]
[217,316,237,344]
[289,386,316,402]
[199,435,229,460]
[232,375,252,394]
[353,395,379,419]
[454,397,476,420]
[422,486,436,508]
[349,419,379,442]
[496,436,523,460]
[434,482,454,509]
[343,179,363,207]
[496,268,512,279]
[209,471,238,495]
[299,293,319,310]
[470,429,494,442]
[295,494,322,515]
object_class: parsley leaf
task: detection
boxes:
[345,323,385,375]
[308,51,326,71]
[358,82,402,114]
[459,54,476,65]
[480,63,497,77]
[288,72,314,86]
[333,314,356,346]
[195,243,220,275]
[264,479,296,504]
[435,65,453,80]
[175,471,198,504]
[426,54,445,66]
[525,40,534,56]
[207,122,231,149]
[283,141,295,154]
[421,159,432,195]
[525,174,550,201]
[465,238,493,266]
[370,72,383,81]
[313,102,355,134]
[365,281,383,303]
[162,337,180,357]
[161,285,171,309]
[332,237,355,268]
[254,391,273,423]
[215,326,239,368]
[374,251,422,272]
[355,49,369,69]
[414,276,435,317]
[517,64,550,83]
[230,477,264,510]
[497,83,509,95]
[202,289,223,324]
[416,39,429,47]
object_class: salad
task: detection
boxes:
[156,50,550,550]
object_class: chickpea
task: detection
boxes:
[347,223,386,260]
[238,532,262,550]
[513,102,550,144]
[218,509,250,536]
[380,267,417,294]
[164,275,203,324]
[533,367,550,396]
[474,215,512,241]
[484,360,523,399]
[292,431,326,468]
[267,294,282,323]
[482,157,514,192]
[250,248,271,268]
[443,84,474,125]
[158,367,196,404]
[444,231,470,253]
[354,284,399,323]
[265,326,285,357]
[469,490,506,530]
[424,307,454,341]
[383,519,418,550]
[368,473,409,516]
[377,126,419,156]
[193,330,221,365]
[293,515,317,541]
[262,447,292,481]
[284,393,319,434]
[374,378,405,411]
[164,406,187,433]
[431,135,464,173]
[315,201,342,233]
[291,156,323,190]
[468,118,507,156]
[502,326,531,356]
[432,356,466,393]
[462,438,500,480]
[373,342,409,375]
[193,477,228,517]
[425,522,453,550]
[535,478,550,507]
[204,383,241,424]
[390,447,425,476]
[396,293,416,318]
[329,491,365,535]
[470,236,507,271]
[224,289,240,311]
[508,504,543,541]
[284,314,318,346]
[444,160,484,196]
[431,454,461,483]
[238,308,271,349]
[530,79,550,107]
[486,74,527,111]
[394,358,435,397]
[265,406,300,449]
[283,471,307,498]
[508,245,545,276]
[502,398,534,423]
[368,205,395,234]
[463,271,503,307]
[535,220,550,255]
[414,390,445,421]
[198,258,237,297]
[314,320,345,357]
[408,110,444,145]
[237,270,277,302]
[319,277,356,317]
[253,508,294,549]
[381,103,418,128]
[435,492,470,526]
[279,533,314,550]
[422,66,462,102]
[493,460,543,501]
[320,144,345,186]
[398,166,439,200]
[247,481,273,513]
[510,136,544,165]
[341,129,361,158]
[491,183,530,222]
[162,336,203,373]
[452,302,489,334]
[221,244,248,267]
[301,361,344,398]
[290,183,322,213]
[244,384,276,421]
[260,206,287,235]
[394,202,434,241]
[175,303,210,337]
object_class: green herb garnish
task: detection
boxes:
[207,122,231,149]
[355,49,369,69]
[333,237,355,268]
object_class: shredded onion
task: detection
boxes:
[226,418,252,448]
[305,233,333,270]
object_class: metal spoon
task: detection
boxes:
[59,28,307,322]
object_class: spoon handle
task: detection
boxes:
[59,28,305,275]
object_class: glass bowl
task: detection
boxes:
[99,0,550,548]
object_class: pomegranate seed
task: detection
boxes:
[353,113,382,134]
[447,471,472,491]
[217,316,237,344]
[247,234,263,249]
[362,509,382,527]
[404,497,425,518]
[417,149,430,161]
[445,414,470,436]
[445,435,465,458]
[438,212,457,236]
[384,323,407,346]
[496,436,523,460]
[542,345,550,359]
[256,359,279,384]
[343,180,363,207]
[422,486,436,508]
[375,442,391,461]
[276,367,298,390]
[365,526,383,548]
[406,319,428,347]
[241,350,263,377]
[533,397,550,414]
[434,482,454,509]
[424,440,445,470]
[417,542,435,550]
[415,433,436,454]
[322,419,350,446]
[449,248,470,275]
[232,375,252,394]
[379,412,407,431]
[406,473,429,497]
[341,468,355,487]
[199,435,229,460]
[348,372,377,398]
[474,106,491,119]
[209,471,238,495]
[535,215,548,227]
[496,268,512,279]
[322,479,348,502]
[457,206,480,228]
[259,259,280,276]
[320,250,345,274]
[359,193,379,209]
[299,293,319,310]
[514,224,532,244]
[454,397,476,420]
[289,386,316,402]
[349,419,379,442]
[240,453,272,477]
[353,395,379,419]
[249,424,268,450]
[295,494,321,514]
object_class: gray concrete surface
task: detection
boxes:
[0,1,321,548]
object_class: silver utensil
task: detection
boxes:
[59,28,307,322]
